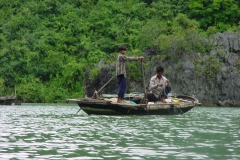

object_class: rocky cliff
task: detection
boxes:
[84,32,240,107]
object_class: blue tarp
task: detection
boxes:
[101,93,144,98]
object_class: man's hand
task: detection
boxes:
[138,56,144,60]
[166,79,170,84]
[157,83,163,87]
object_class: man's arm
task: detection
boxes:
[120,55,143,61]
[126,56,138,61]
[149,78,158,90]
[163,76,170,86]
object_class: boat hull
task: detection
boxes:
[0,97,16,105]
[78,104,193,115]
[67,98,194,115]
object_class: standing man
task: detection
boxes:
[116,46,144,103]
[147,66,170,103]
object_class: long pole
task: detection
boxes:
[92,74,116,99]
[141,60,146,98]
[15,85,16,97]
[97,74,116,93]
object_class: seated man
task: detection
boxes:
[147,66,170,103]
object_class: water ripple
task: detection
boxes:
[0,105,240,159]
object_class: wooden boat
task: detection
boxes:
[0,96,16,105]
[67,65,200,115]
[66,94,200,115]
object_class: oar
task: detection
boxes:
[141,60,147,102]
[76,107,82,114]
[141,60,146,95]
[97,74,116,93]
[92,74,116,99]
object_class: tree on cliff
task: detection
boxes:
[188,0,240,32]
[0,0,239,102]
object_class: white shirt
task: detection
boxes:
[149,75,169,99]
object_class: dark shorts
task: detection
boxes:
[147,93,159,102]
[147,93,167,102]
[117,74,126,97]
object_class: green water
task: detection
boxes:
[0,104,239,160]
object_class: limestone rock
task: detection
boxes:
[84,32,240,106]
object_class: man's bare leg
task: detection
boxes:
[160,97,166,103]
[117,96,124,103]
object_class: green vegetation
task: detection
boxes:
[0,77,5,95]
[194,56,223,81]
[0,0,239,102]
[188,0,240,32]
[237,60,240,73]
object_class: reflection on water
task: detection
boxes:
[0,104,240,159]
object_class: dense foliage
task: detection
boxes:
[0,0,239,102]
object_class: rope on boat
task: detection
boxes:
[168,104,184,115]
[173,107,184,115]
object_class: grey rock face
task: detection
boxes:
[84,32,240,106]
